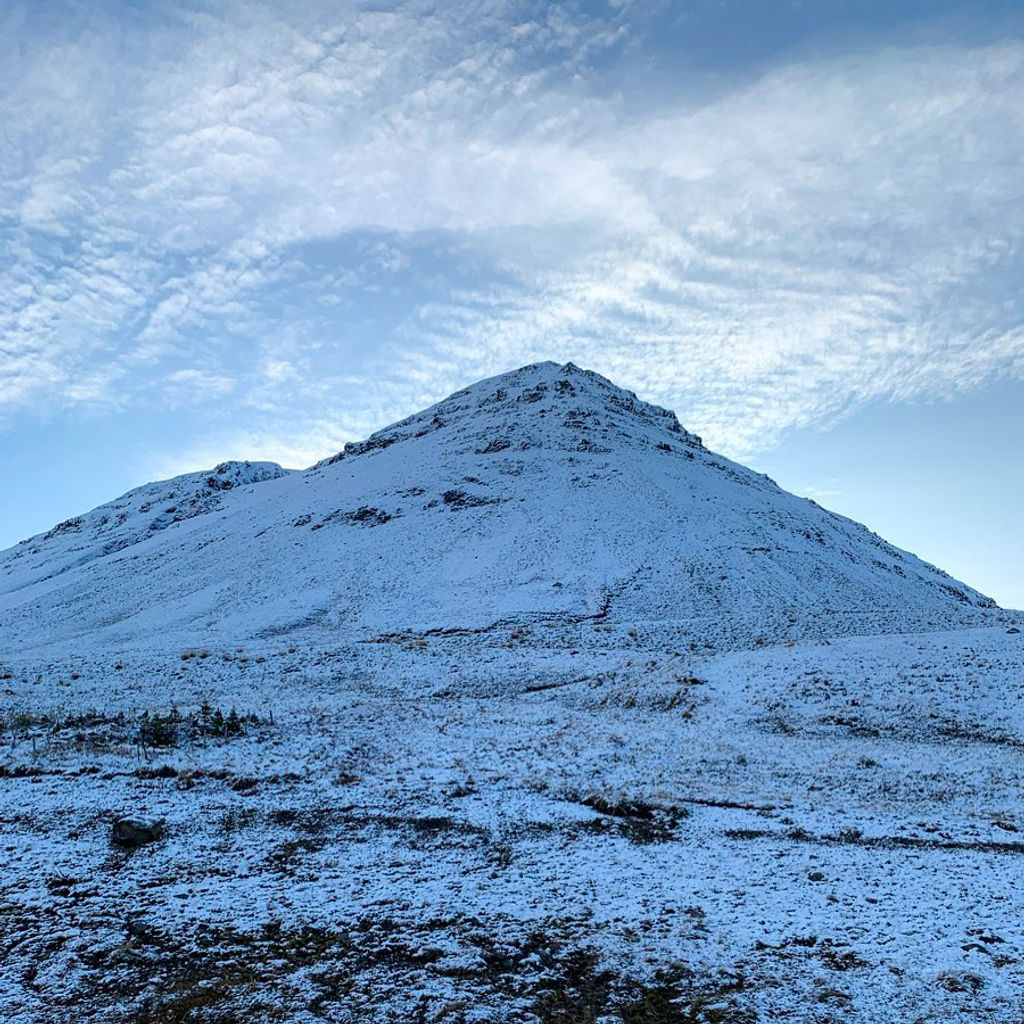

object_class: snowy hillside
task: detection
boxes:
[0,363,999,656]
[1,460,290,596]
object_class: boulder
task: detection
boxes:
[112,816,165,848]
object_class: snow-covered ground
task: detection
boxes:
[1,363,1020,1021]
[2,623,1022,1021]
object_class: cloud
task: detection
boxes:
[1,2,1023,463]
[371,38,1024,452]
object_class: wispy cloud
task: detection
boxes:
[1,2,1023,463]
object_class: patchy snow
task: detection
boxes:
[0,363,1020,1022]
[1,627,1022,1021]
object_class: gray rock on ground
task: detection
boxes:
[111,816,165,848]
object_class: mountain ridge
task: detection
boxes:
[314,361,704,469]
[3,460,291,595]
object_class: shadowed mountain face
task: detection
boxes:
[0,362,996,655]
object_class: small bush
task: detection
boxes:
[137,703,267,751]
[139,708,181,748]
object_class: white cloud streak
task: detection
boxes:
[1,2,1023,460]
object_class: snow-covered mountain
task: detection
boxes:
[0,361,997,655]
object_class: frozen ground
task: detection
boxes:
[2,621,1022,1022]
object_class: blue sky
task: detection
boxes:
[2,0,1023,607]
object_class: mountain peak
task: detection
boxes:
[319,361,703,467]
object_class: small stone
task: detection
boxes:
[125,918,161,943]
[818,988,851,1003]
[112,816,165,848]
[807,871,826,882]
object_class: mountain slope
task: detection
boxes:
[2,460,291,594]
[0,362,997,655]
